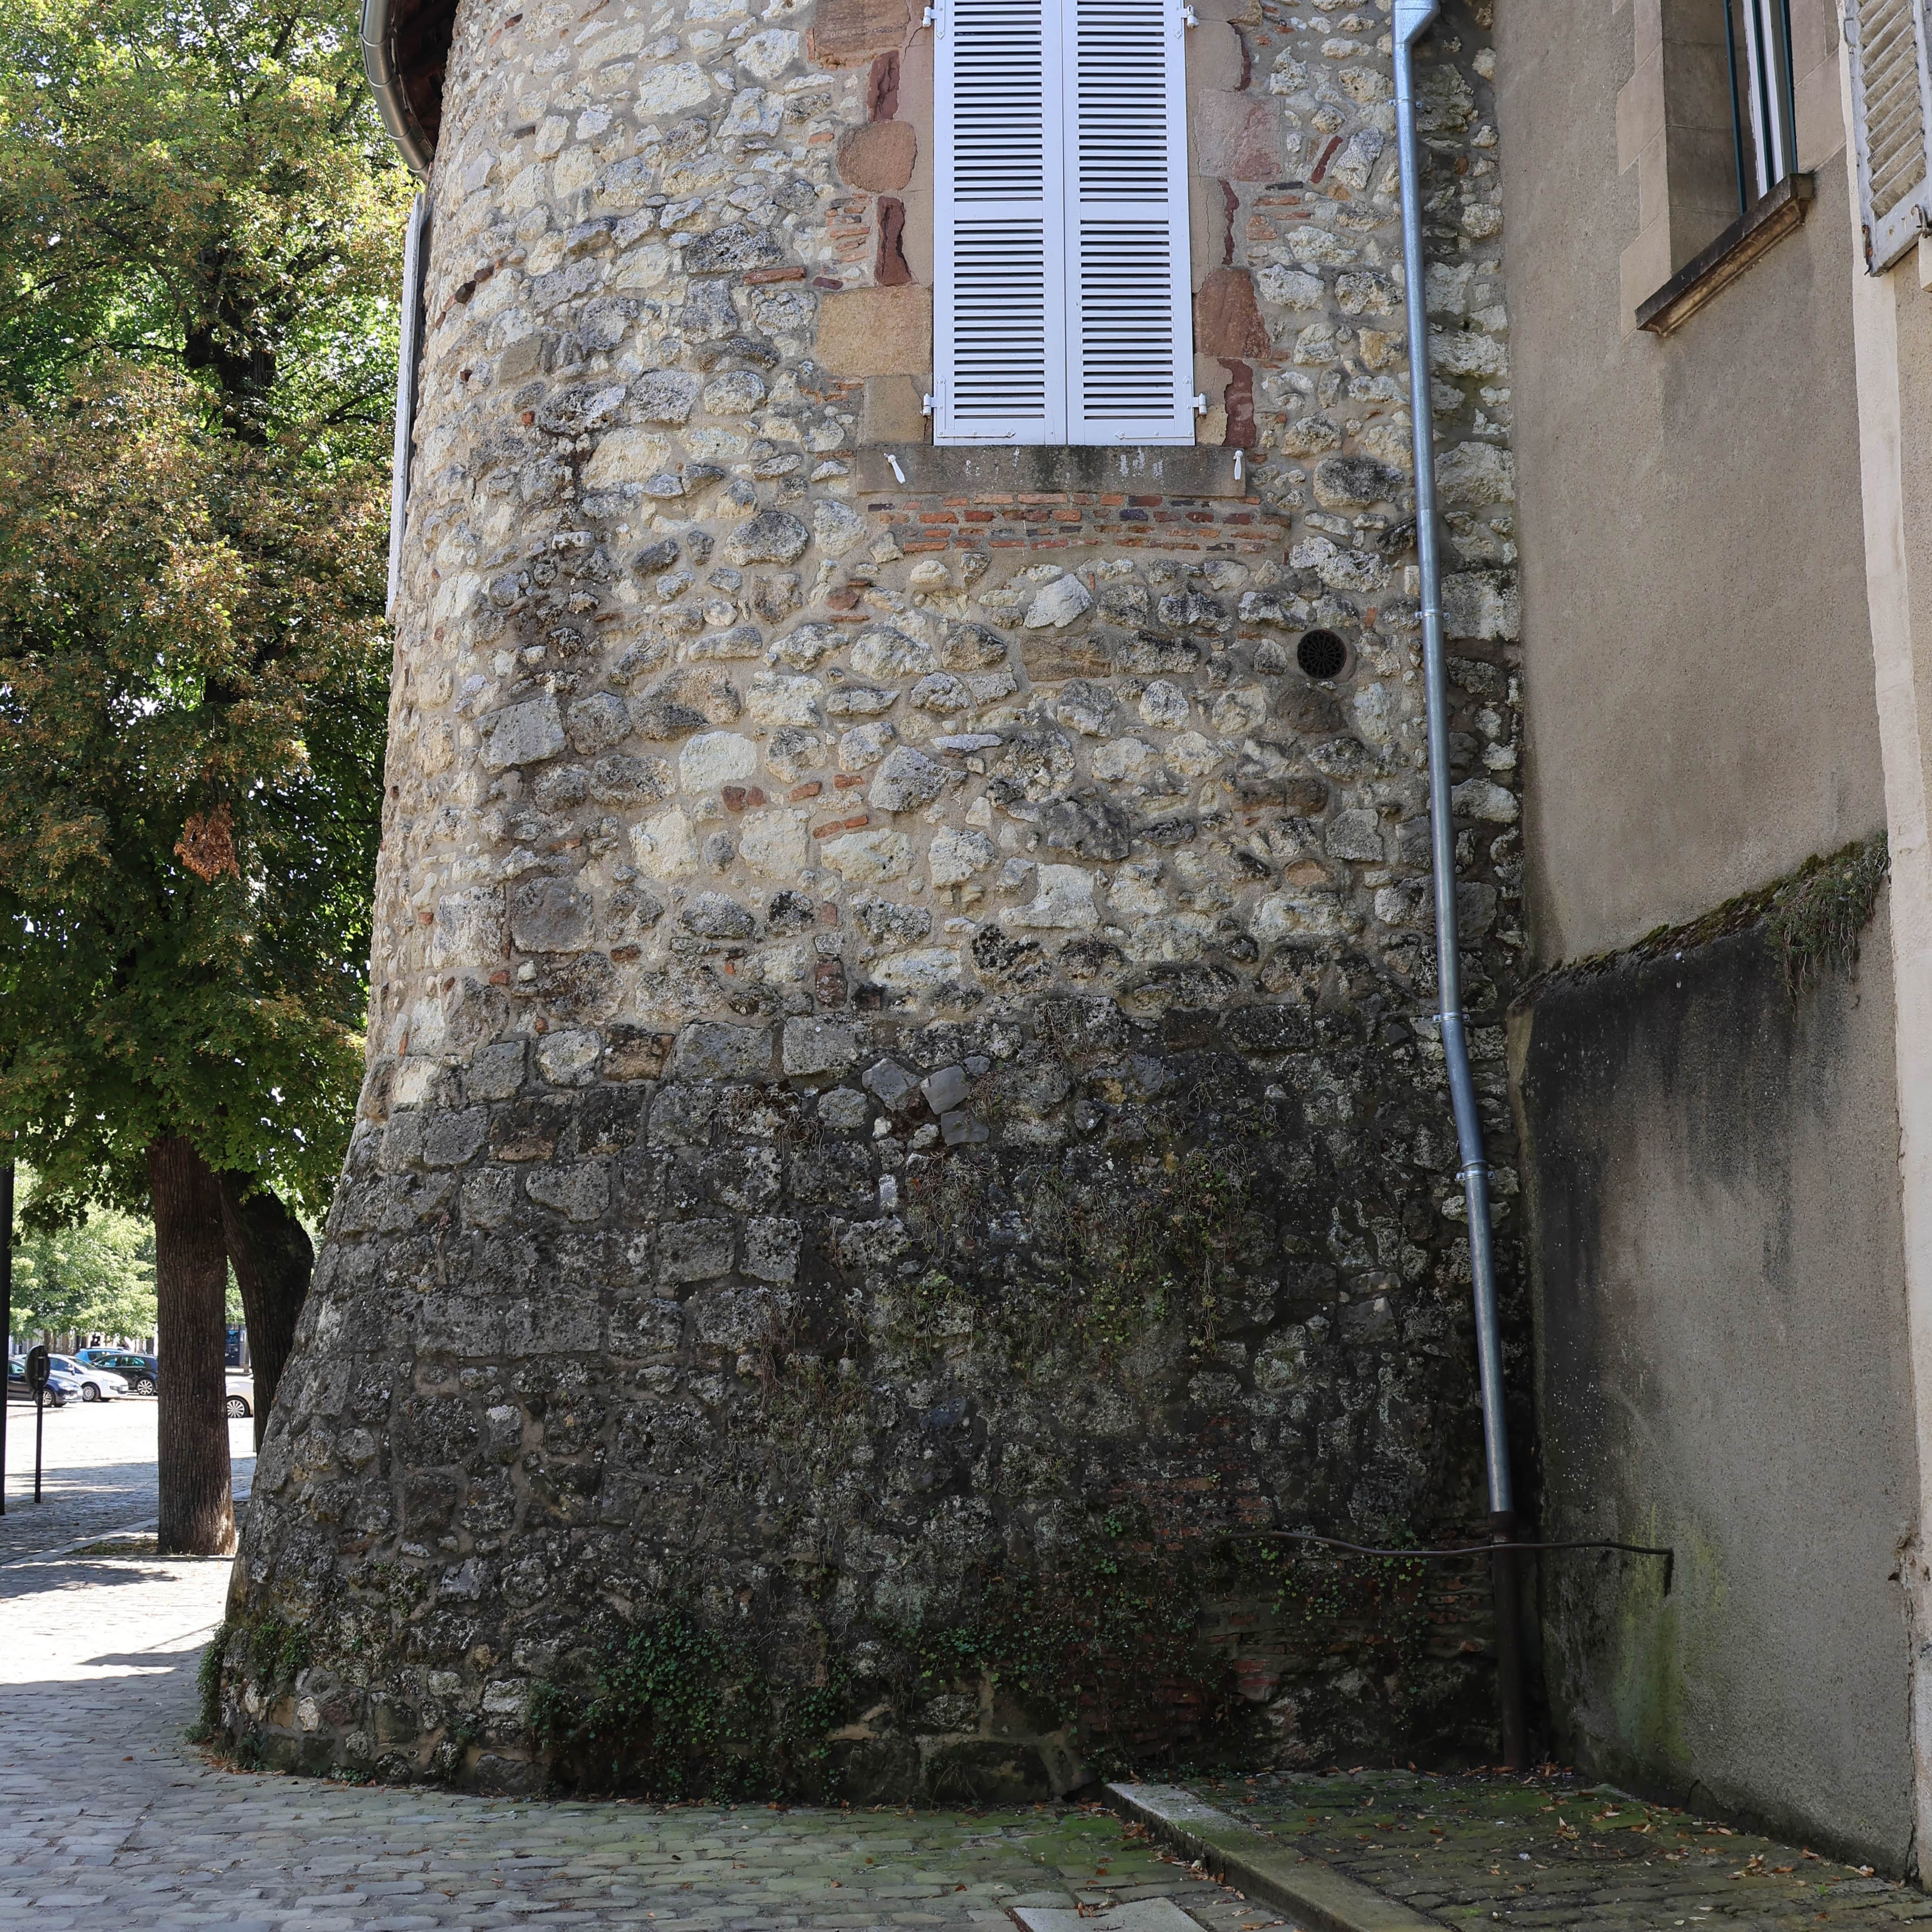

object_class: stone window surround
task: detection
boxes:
[814,7,1278,466]
[1614,0,1844,336]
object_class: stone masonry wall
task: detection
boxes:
[221,0,1524,1797]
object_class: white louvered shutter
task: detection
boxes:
[934,0,1067,443]
[1061,0,1194,444]
[1847,0,1932,270]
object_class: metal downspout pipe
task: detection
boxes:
[1393,0,1529,1770]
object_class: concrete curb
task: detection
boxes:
[1104,1782,1446,1932]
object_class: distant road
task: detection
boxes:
[0,1400,255,1562]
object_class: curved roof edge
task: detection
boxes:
[362,0,458,181]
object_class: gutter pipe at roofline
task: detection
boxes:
[362,0,434,181]
[1393,0,1528,1770]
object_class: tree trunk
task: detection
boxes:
[217,1173,312,1451]
[148,1136,235,1556]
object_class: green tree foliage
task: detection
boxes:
[8,1170,158,1339]
[0,365,388,1228]
[0,0,412,451]
[0,0,406,1231]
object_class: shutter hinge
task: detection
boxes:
[922,392,937,415]
[1181,4,1198,23]
[1233,447,1244,481]
[1192,392,1208,413]
[922,4,937,21]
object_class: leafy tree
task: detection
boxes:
[0,368,389,1542]
[0,0,405,1542]
[0,0,411,452]
[7,1170,158,1341]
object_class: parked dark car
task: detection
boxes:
[6,1358,70,1407]
[73,1348,158,1395]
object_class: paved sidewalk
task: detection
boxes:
[0,1542,1266,1932]
[0,1403,255,1562]
[1177,1768,1932,1928]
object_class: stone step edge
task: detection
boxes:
[1104,1781,1447,1932]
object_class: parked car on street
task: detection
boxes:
[73,1348,158,1395]
[225,1372,255,1419]
[49,1353,130,1402]
[6,1357,72,1407]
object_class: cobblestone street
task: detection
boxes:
[0,1402,255,1562]
[0,1539,1262,1931]
[5,1534,1931,1929]
[1170,1768,1932,1928]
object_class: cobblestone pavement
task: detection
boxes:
[9,1540,1926,1932]
[0,1401,255,1562]
[0,1544,1268,1931]
[1178,1768,1932,1927]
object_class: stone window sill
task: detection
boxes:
[1636,173,1816,336]
[854,443,1248,498]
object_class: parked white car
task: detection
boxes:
[225,1371,255,1419]
[49,1353,131,1403]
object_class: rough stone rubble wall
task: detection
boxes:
[227,0,1522,1795]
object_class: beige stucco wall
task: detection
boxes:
[1498,0,1886,963]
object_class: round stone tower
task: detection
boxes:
[222,0,1524,1795]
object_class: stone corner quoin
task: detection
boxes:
[227,0,1522,1799]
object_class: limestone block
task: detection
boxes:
[682,222,786,276]
[815,286,933,377]
[872,947,962,995]
[431,888,505,971]
[637,60,711,116]
[702,370,768,414]
[928,828,996,886]
[1023,574,1095,629]
[1452,778,1520,824]
[481,696,565,771]
[672,1022,774,1079]
[782,1016,860,1076]
[535,1029,602,1086]
[466,1040,526,1102]
[1326,809,1386,862]
[813,498,868,558]
[739,809,810,877]
[852,627,935,678]
[659,1219,735,1283]
[736,27,800,79]
[510,877,593,953]
[682,892,758,939]
[1013,865,1098,930]
[868,744,947,812]
[724,508,811,564]
[744,1215,802,1283]
[1258,265,1326,310]
[1444,569,1521,640]
[584,428,671,485]
[679,731,758,791]
[632,808,700,878]
[1436,441,1515,505]
[421,1108,490,1168]
[565,692,630,754]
